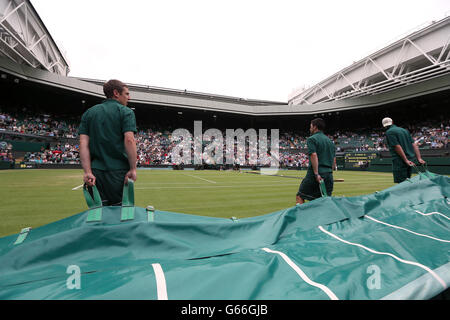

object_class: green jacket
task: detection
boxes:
[385,125,416,164]
[306,131,336,174]
[78,99,137,171]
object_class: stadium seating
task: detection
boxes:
[1,109,449,167]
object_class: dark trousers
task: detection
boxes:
[91,168,128,206]
[297,171,334,201]
[392,159,412,183]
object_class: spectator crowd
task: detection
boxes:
[1,111,78,138]
[0,141,14,163]
[23,143,79,165]
[1,109,448,168]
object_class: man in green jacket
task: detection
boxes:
[382,117,425,183]
[79,79,137,206]
[296,118,336,205]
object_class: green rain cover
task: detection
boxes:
[0,172,449,300]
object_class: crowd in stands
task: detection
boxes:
[410,121,449,149]
[0,141,14,163]
[23,143,80,164]
[0,109,448,168]
[136,128,173,165]
[0,111,79,138]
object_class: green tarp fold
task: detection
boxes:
[0,174,449,299]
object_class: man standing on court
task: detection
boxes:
[382,117,425,183]
[296,118,336,205]
[79,79,137,206]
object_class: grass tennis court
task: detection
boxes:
[0,169,400,237]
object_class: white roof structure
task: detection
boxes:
[289,15,450,106]
[0,0,69,75]
[0,1,449,116]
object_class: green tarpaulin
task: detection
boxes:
[0,173,449,300]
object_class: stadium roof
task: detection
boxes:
[0,0,69,75]
[289,15,450,106]
[1,54,449,116]
[1,1,449,116]
[78,77,287,107]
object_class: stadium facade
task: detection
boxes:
[0,0,449,116]
[0,0,449,172]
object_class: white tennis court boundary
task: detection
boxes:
[318,226,447,289]
[135,183,299,190]
[365,215,450,243]
[381,262,450,300]
[152,263,168,300]
[262,247,339,300]
[182,173,217,184]
[415,210,450,221]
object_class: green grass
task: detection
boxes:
[0,169,398,237]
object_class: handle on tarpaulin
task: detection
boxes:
[422,162,436,178]
[13,227,32,245]
[121,179,135,221]
[122,179,135,207]
[83,184,102,209]
[411,163,426,179]
[412,163,436,179]
[319,179,328,197]
[83,184,103,222]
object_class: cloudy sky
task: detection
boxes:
[31,0,450,102]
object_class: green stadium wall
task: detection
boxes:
[369,157,450,175]
[0,161,13,169]
[3,140,49,152]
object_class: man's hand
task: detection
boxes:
[413,142,426,166]
[315,173,322,183]
[84,172,96,186]
[80,134,95,186]
[124,169,137,184]
[123,131,137,185]
[405,160,415,167]
[417,158,426,165]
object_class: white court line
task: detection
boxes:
[136,183,299,190]
[72,184,84,191]
[365,215,450,243]
[152,263,168,300]
[415,210,450,221]
[318,226,447,289]
[262,248,339,300]
[182,173,216,184]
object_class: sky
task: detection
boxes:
[30,0,450,102]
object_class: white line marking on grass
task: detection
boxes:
[262,248,339,300]
[318,226,447,289]
[135,183,299,190]
[415,210,450,221]
[72,184,84,191]
[151,263,168,300]
[182,173,216,184]
[365,215,450,243]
